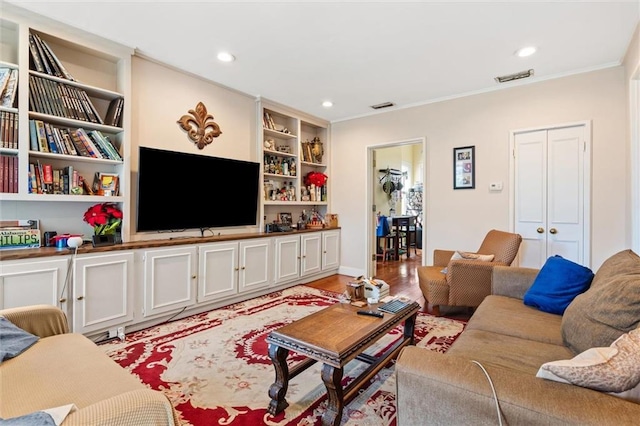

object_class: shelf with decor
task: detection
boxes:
[258,99,330,231]
[0,7,133,241]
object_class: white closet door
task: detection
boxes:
[514,130,547,268]
[514,124,588,269]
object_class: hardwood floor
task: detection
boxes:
[305,249,472,320]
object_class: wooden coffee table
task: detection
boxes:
[266,300,420,425]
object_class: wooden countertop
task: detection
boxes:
[0,227,340,261]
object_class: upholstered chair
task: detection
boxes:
[417,229,522,316]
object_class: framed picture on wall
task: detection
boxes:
[453,146,475,189]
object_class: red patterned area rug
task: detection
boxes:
[101,285,466,426]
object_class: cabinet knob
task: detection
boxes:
[536,227,544,234]
[241,266,246,270]
[234,267,239,271]
[59,298,67,303]
[549,228,558,234]
[77,296,84,300]
[192,275,196,279]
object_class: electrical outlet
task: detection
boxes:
[117,326,125,341]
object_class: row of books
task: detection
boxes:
[29,120,122,161]
[29,161,84,195]
[263,111,277,130]
[0,154,18,193]
[29,75,102,124]
[0,68,18,108]
[0,111,18,149]
[28,32,75,81]
[104,97,124,127]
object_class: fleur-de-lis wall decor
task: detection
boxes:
[177,102,222,149]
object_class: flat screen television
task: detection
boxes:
[136,146,260,232]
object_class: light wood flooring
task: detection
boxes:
[305,249,472,320]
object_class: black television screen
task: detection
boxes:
[137,147,260,232]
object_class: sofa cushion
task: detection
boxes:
[0,316,39,363]
[562,250,640,354]
[523,255,593,315]
[537,328,640,394]
[467,295,565,346]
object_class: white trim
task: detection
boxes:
[366,137,427,278]
[509,120,592,268]
[630,65,640,253]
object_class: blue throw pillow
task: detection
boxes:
[524,255,594,315]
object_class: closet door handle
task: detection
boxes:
[537,227,544,234]
[549,228,558,234]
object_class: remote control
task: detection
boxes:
[357,310,384,318]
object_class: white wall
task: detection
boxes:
[331,67,627,274]
[129,56,258,240]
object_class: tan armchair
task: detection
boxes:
[417,229,522,315]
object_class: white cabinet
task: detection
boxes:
[142,246,197,318]
[274,230,340,284]
[72,252,134,334]
[198,238,271,303]
[322,229,340,271]
[300,233,322,277]
[238,238,272,293]
[0,257,69,311]
[198,242,238,303]
[273,234,301,285]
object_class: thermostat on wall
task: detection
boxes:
[489,182,503,191]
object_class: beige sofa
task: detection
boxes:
[396,250,640,425]
[0,304,181,425]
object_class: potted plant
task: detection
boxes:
[83,202,123,246]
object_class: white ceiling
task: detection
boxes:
[5,1,640,123]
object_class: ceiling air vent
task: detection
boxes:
[370,102,395,110]
[494,69,534,83]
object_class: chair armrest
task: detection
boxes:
[433,249,455,267]
[446,260,505,306]
[0,304,69,338]
[396,347,640,425]
[491,265,540,299]
[63,389,180,425]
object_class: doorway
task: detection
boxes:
[367,138,426,277]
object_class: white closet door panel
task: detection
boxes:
[515,130,547,268]
[547,126,585,264]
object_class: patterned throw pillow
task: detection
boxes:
[441,251,495,273]
[536,328,640,394]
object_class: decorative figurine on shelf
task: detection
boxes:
[311,137,323,163]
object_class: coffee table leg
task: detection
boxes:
[321,364,344,426]
[404,313,418,345]
[267,344,290,415]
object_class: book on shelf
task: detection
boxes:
[75,128,103,159]
[29,163,37,193]
[32,120,49,153]
[41,163,53,193]
[0,154,18,194]
[42,121,60,154]
[104,97,124,127]
[0,111,18,149]
[89,130,121,160]
[0,68,18,108]
[30,32,75,81]
[0,68,11,99]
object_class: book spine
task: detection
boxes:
[31,31,52,76]
[29,163,37,193]
[34,120,50,153]
[0,155,5,193]
[35,33,75,81]
[0,69,18,108]
[0,111,6,149]
[66,128,90,157]
[34,33,63,78]
[28,33,46,73]
[42,163,53,193]
[6,155,13,193]
[42,122,60,154]
[12,111,17,149]
[75,128,103,158]
[79,90,103,124]
[71,129,98,158]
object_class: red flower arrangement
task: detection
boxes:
[83,202,123,235]
[304,171,328,187]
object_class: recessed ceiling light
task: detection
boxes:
[322,101,333,108]
[515,46,537,58]
[217,52,235,62]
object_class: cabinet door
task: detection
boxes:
[274,235,300,284]
[73,252,134,334]
[198,242,238,304]
[238,238,271,293]
[322,230,340,271]
[301,233,322,277]
[143,246,197,317]
[0,258,69,311]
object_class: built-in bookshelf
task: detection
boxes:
[259,99,330,230]
[0,8,133,240]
